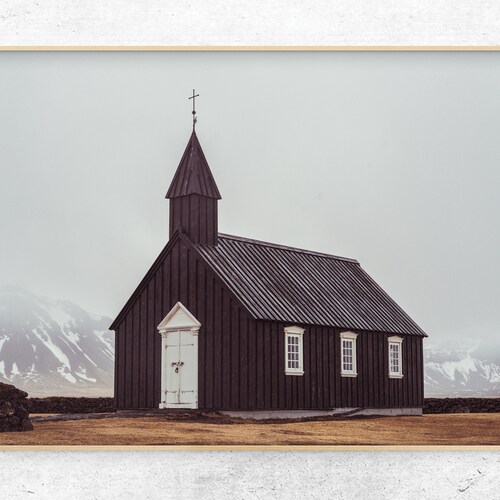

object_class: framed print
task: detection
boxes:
[0,1,499,498]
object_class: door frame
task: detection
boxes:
[157,302,201,409]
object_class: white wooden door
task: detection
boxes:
[163,329,197,407]
[158,302,200,410]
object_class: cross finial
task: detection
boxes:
[188,89,199,130]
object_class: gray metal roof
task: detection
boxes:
[195,233,427,336]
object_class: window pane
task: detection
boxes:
[286,333,302,371]
[342,339,354,372]
[389,342,400,373]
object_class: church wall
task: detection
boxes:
[248,321,424,410]
[113,236,253,410]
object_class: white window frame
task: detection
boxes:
[388,336,404,379]
[284,326,304,376]
[340,331,358,377]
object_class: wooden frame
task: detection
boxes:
[340,331,358,377]
[158,302,201,409]
[284,326,305,376]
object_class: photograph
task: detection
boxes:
[0,50,499,446]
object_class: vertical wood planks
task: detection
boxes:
[248,319,256,409]
[221,292,231,408]
[169,195,218,245]
[139,289,147,408]
[230,302,239,409]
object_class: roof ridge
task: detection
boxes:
[217,233,359,264]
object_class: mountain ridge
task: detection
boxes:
[424,338,500,397]
[0,287,114,397]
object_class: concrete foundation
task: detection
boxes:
[221,407,423,420]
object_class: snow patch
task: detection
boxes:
[59,336,80,355]
[439,355,478,381]
[46,303,73,326]
[63,329,80,344]
[94,330,114,354]
[101,350,114,361]
[34,316,52,335]
[33,327,71,369]
[76,370,97,383]
[83,353,98,368]
[89,312,105,322]
[57,367,77,384]
[0,289,114,395]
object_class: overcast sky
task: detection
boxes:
[1,51,499,343]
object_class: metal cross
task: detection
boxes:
[188,89,199,129]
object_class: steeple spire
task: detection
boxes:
[166,131,221,200]
[189,89,199,130]
[166,129,221,245]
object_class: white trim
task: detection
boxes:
[285,325,305,335]
[388,335,404,343]
[340,331,358,377]
[157,301,201,333]
[157,302,200,409]
[340,331,358,340]
[388,335,404,379]
[158,403,197,410]
[192,331,199,404]
[284,326,304,375]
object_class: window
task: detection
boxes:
[340,331,358,377]
[285,326,304,375]
[388,336,403,378]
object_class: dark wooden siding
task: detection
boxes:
[114,236,249,409]
[169,195,218,245]
[243,321,424,410]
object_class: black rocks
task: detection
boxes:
[0,382,33,432]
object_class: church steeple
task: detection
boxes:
[166,130,221,245]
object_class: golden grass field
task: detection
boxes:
[1,413,500,446]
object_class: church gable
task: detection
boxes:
[109,232,181,331]
[110,229,252,332]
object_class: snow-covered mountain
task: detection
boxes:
[0,287,114,397]
[424,338,500,397]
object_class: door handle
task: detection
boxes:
[171,361,184,373]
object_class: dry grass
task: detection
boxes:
[1,413,500,446]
